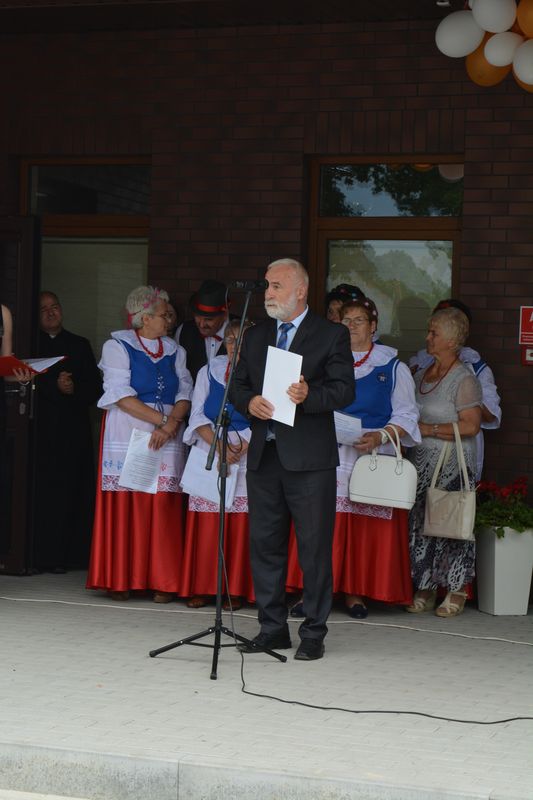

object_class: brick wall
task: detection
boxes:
[1,18,532,486]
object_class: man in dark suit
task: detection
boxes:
[230,259,354,660]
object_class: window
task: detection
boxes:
[28,164,150,215]
[320,163,463,218]
[309,158,463,362]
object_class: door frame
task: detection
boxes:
[0,215,39,574]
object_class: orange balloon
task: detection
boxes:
[517,0,533,38]
[466,37,511,87]
[513,70,533,92]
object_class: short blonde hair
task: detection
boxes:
[126,285,169,329]
[430,307,469,352]
[266,258,309,288]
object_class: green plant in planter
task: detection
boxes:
[475,477,533,539]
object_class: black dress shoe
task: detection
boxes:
[237,629,292,653]
[294,638,325,661]
[346,602,368,619]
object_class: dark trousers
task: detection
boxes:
[246,441,337,641]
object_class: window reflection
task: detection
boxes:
[320,164,463,217]
[327,239,453,361]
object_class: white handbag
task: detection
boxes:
[348,426,418,510]
[423,422,476,541]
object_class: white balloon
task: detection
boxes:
[472,0,516,34]
[435,10,485,58]
[438,164,465,182]
[485,32,523,66]
[514,40,533,84]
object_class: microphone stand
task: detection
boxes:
[149,290,287,679]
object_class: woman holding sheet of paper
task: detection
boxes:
[179,319,254,610]
[288,297,419,618]
[86,286,192,603]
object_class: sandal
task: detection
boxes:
[108,590,129,601]
[186,595,210,608]
[405,590,437,613]
[153,591,174,604]
[223,596,242,611]
[435,591,467,618]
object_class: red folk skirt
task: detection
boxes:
[180,510,255,602]
[86,428,185,594]
[286,509,413,605]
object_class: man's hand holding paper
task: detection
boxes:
[287,375,308,405]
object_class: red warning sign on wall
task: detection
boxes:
[519,306,533,345]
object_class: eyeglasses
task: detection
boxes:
[223,337,237,345]
[152,313,173,321]
[341,317,369,327]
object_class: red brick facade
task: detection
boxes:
[1,18,532,485]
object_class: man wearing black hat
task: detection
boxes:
[175,280,230,382]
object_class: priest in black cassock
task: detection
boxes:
[33,292,102,572]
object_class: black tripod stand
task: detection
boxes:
[149,295,287,679]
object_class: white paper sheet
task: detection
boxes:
[24,356,66,373]
[180,443,238,507]
[261,345,303,427]
[118,429,162,494]
[334,411,362,445]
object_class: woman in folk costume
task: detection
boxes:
[288,297,420,619]
[180,319,254,610]
[86,286,192,602]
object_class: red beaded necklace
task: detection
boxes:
[135,330,163,360]
[419,357,458,395]
[353,343,374,369]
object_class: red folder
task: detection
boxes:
[0,355,65,377]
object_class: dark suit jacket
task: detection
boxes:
[230,311,355,472]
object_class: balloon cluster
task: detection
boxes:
[435,0,533,90]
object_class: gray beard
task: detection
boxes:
[264,298,298,321]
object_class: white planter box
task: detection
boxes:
[476,527,533,615]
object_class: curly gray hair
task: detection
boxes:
[430,307,469,352]
[126,285,169,330]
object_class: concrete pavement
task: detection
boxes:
[0,571,532,800]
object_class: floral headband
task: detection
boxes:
[127,288,163,327]
[362,298,378,318]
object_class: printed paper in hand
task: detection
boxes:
[118,429,162,494]
[334,411,362,445]
[261,345,303,427]
[0,355,65,377]
[180,444,238,507]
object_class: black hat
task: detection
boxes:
[189,280,228,317]
[433,298,472,324]
[326,283,364,305]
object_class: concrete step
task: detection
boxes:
[0,792,90,800]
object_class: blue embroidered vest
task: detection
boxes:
[121,341,178,408]
[203,367,249,432]
[341,357,399,428]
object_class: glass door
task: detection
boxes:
[319,231,457,362]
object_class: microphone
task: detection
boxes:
[229,279,269,292]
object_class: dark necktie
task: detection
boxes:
[276,322,293,350]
